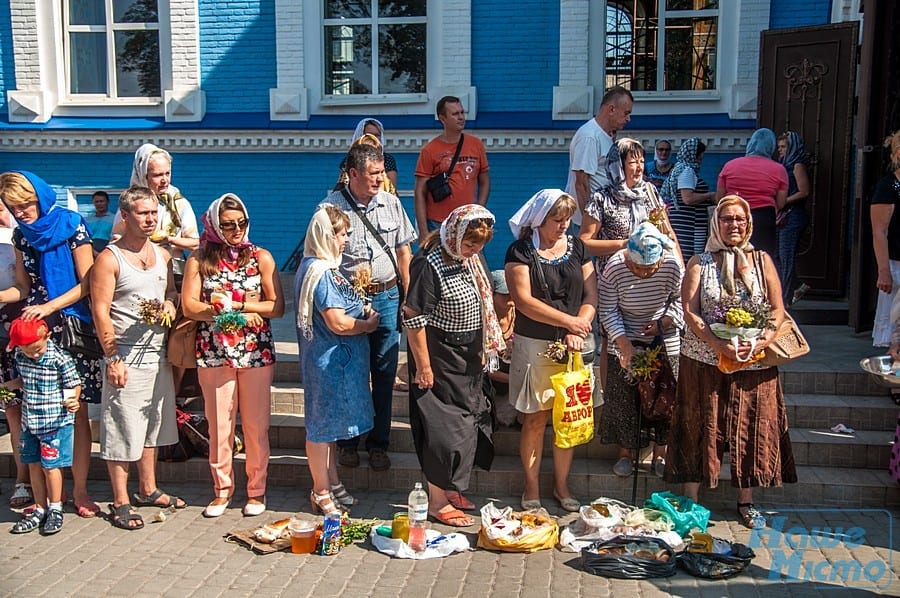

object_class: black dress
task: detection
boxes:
[405,246,493,492]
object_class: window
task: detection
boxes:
[605,0,718,92]
[322,0,427,97]
[64,0,162,100]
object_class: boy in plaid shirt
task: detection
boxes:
[3,317,81,534]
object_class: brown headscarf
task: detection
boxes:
[705,195,758,296]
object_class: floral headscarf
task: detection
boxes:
[440,204,505,371]
[130,143,183,229]
[780,131,806,171]
[199,193,253,261]
[705,195,758,296]
[296,206,344,340]
[660,137,702,207]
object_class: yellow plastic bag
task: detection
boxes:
[550,351,595,449]
[476,503,559,553]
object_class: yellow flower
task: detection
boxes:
[725,308,753,328]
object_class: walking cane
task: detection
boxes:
[631,390,642,507]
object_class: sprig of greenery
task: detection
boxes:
[625,345,663,383]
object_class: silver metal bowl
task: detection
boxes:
[859,355,900,388]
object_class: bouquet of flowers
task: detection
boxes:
[214,311,247,334]
[0,386,16,407]
[137,297,172,327]
[350,265,372,304]
[540,340,568,364]
[708,296,776,373]
[625,345,663,384]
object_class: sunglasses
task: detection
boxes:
[220,219,249,232]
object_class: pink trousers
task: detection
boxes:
[198,365,273,498]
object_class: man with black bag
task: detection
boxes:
[414,95,490,240]
[319,144,416,472]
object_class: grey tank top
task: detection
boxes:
[107,244,169,363]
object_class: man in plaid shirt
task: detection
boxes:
[3,317,81,535]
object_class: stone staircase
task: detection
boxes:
[1,323,897,510]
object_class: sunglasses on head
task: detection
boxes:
[219,218,249,232]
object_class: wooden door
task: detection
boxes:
[757,22,859,298]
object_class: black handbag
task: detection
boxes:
[59,314,104,359]
[426,134,465,203]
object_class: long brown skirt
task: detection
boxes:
[664,356,797,489]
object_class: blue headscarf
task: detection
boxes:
[779,131,806,170]
[746,128,777,158]
[10,171,92,322]
[660,137,702,207]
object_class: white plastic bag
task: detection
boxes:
[369,528,470,559]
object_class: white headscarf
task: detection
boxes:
[295,206,344,340]
[351,118,385,147]
[508,189,567,249]
[129,142,183,227]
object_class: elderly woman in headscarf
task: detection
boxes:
[661,138,716,261]
[0,171,102,518]
[580,138,678,275]
[335,118,399,194]
[665,195,796,530]
[776,131,812,305]
[508,189,598,513]
[598,222,683,479]
[295,204,381,516]
[114,143,199,262]
[404,204,500,527]
[645,139,674,190]
[716,128,788,257]
[182,194,284,518]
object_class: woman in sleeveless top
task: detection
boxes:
[665,195,797,530]
[182,194,284,518]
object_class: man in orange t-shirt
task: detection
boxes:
[413,96,490,240]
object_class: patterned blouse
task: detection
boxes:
[404,245,482,333]
[680,252,770,370]
[196,247,276,369]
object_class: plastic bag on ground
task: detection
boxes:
[477,502,558,553]
[369,527,469,559]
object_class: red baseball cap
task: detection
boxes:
[7,317,49,350]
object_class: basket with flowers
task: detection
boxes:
[708,297,776,373]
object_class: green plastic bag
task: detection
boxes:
[646,491,710,537]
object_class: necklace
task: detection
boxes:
[538,238,567,260]
[120,241,152,270]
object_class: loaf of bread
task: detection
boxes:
[253,518,291,543]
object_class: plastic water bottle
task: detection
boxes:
[407,482,428,554]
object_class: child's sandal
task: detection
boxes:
[11,509,45,534]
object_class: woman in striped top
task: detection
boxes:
[597,222,684,478]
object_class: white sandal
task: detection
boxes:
[9,483,33,508]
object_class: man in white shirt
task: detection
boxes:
[565,86,634,225]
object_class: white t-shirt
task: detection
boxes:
[565,118,614,225]
[676,168,699,191]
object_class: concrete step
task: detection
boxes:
[2,435,894,510]
[269,386,899,433]
[267,414,894,469]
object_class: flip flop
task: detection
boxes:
[431,506,474,527]
[75,498,101,518]
[446,491,476,511]
[133,488,187,509]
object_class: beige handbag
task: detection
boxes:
[754,251,810,366]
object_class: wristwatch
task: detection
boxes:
[104,354,123,365]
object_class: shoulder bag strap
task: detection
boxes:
[754,250,767,297]
[530,245,562,341]
[340,188,406,330]
[444,134,465,177]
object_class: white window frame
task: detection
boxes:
[270,0,476,121]
[62,0,163,105]
[7,0,204,123]
[320,0,427,102]
[554,0,769,120]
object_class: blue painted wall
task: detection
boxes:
[769,0,833,29]
[199,1,276,114]
[472,0,559,113]
[0,0,12,118]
